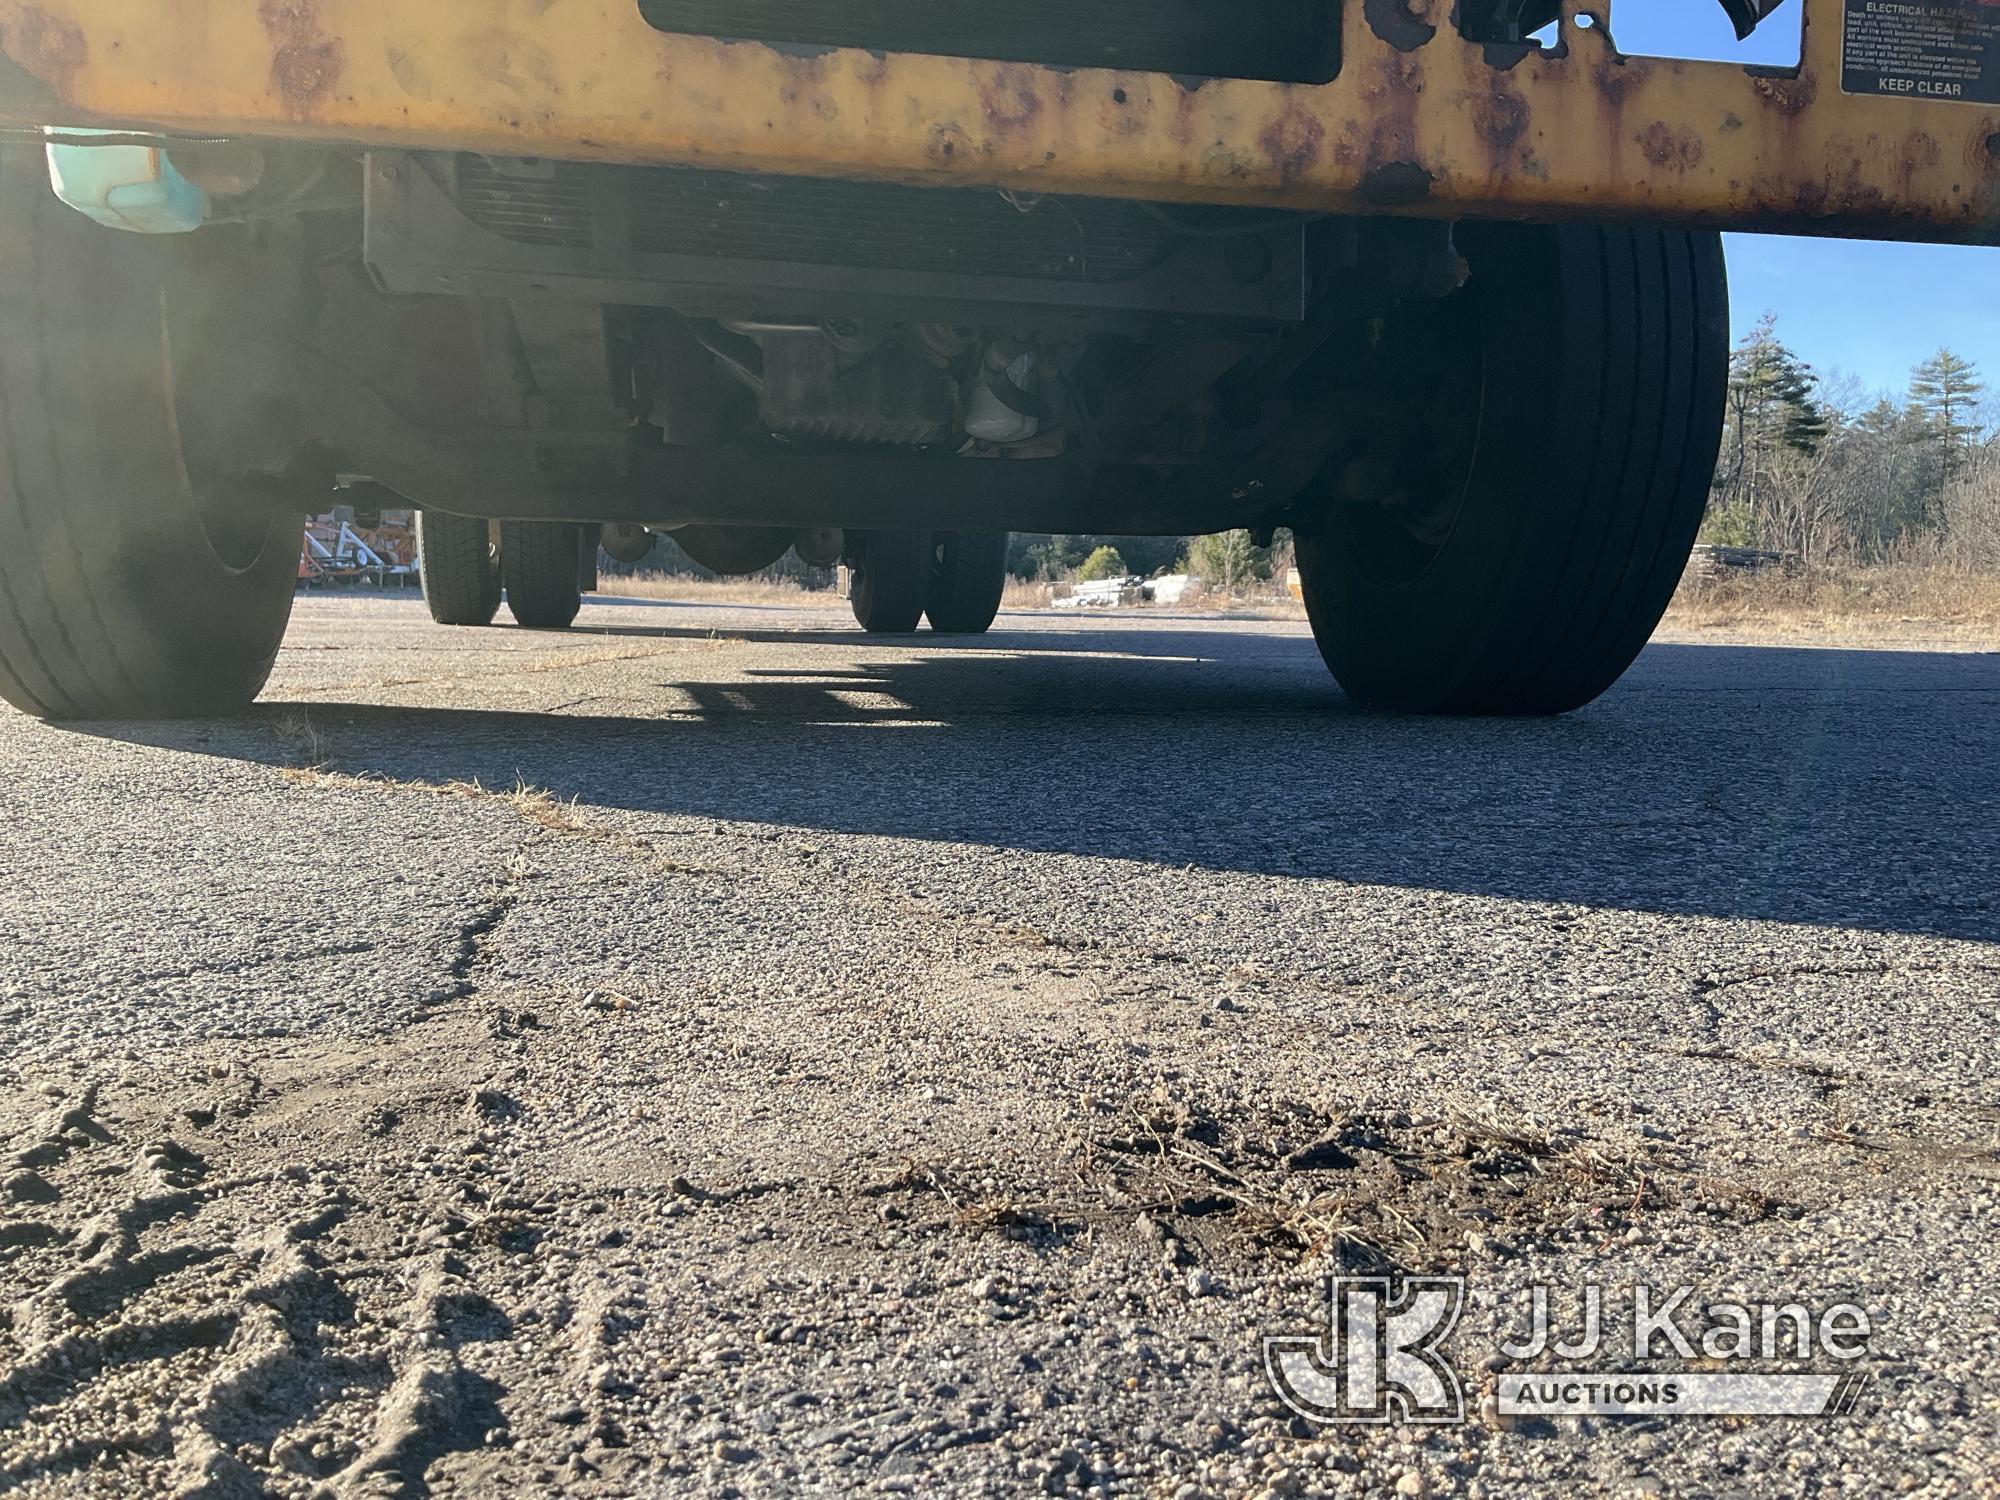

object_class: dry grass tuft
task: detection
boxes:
[279,766,352,790]
[1000,579,1055,610]
[483,778,601,836]
[280,765,602,836]
[271,709,330,769]
[605,569,1319,618]
[1001,577,1307,617]
[281,767,732,876]
[600,573,824,607]
[1666,563,2000,641]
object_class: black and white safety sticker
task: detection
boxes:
[1842,0,2000,104]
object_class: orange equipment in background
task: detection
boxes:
[300,507,418,588]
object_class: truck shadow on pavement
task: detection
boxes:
[78,631,2000,943]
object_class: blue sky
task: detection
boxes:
[1721,234,2000,401]
[1609,0,2000,403]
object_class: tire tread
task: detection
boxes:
[500,520,584,630]
[417,510,502,626]
[850,531,929,633]
[1298,223,1727,716]
[925,530,1008,634]
[0,150,299,721]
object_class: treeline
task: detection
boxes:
[1008,531,1295,590]
[1006,533,1189,580]
[1706,315,1998,567]
[1016,319,2000,586]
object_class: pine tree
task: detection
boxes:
[1855,397,1903,440]
[1185,530,1268,592]
[1908,348,1985,505]
[1714,315,1827,545]
[1727,314,1827,460]
[1076,546,1128,582]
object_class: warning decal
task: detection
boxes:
[1842,0,2000,104]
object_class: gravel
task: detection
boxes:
[0,592,1994,1497]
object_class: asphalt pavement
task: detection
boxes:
[0,591,1994,1498]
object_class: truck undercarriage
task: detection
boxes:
[0,0,1992,716]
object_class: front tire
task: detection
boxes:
[0,153,304,721]
[416,510,501,626]
[925,531,1008,634]
[500,520,585,630]
[1294,223,1727,715]
[848,530,929,634]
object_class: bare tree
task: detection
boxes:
[1940,440,2000,569]
[1759,440,1850,566]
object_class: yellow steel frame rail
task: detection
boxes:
[1,0,1996,240]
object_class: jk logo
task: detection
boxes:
[1265,1276,1467,1425]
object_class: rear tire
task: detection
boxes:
[849,530,929,634]
[0,151,305,721]
[925,531,1008,634]
[416,510,500,626]
[501,520,585,630]
[1294,223,1727,715]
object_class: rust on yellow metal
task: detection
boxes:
[0,0,1996,239]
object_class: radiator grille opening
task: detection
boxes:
[455,160,593,250]
[636,0,1341,85]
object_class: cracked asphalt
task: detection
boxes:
[0,590,1996,1498]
